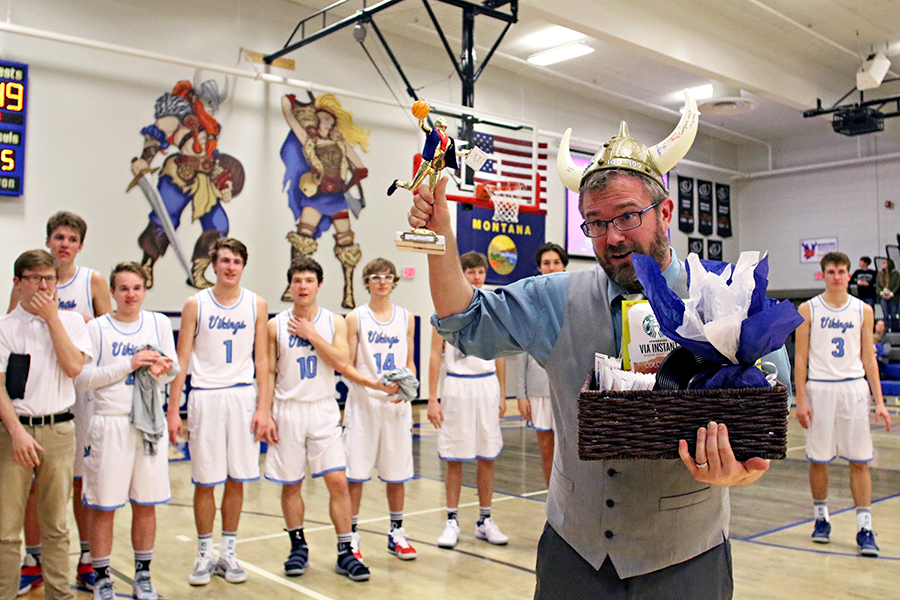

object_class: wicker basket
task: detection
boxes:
[578,370,789,461]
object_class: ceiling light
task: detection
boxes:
[857,52,891,91]
[527,43,594,66]
[688,84,714,101]
[521,26,584,49]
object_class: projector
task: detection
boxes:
[832,107,884,136]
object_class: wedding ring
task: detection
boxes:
[696,462,709,469]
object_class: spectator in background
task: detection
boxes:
[849,256,877,309]
[878,259,900,331]
[874,319,890,375]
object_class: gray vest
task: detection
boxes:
[544,266,729,578]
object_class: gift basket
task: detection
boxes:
[578,252,804,462]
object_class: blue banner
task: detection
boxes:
[456,206,545,285]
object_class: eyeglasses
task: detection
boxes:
[366,274,395,283]
[19,274,58,284]
[580,201,662,238]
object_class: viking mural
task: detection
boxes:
[280,92,369,308]
[129,75,244,289]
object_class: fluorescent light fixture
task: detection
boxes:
[688,84,714,100]
[528,43,594,66]
[521,26,584,49]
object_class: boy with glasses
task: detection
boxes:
[342,258,417,561]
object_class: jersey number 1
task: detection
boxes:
[223,340,233,363]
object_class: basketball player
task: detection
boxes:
[166,238,276,585]
[75,263,177,600]
[342,258,417,561]
[795,252,892,556]
[265,257,370,582]
[514,243,567,487]
[428,252,508,548]
[11,212,112,595]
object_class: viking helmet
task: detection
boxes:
[557,90,699,194]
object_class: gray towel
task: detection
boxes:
[130,345,180,455]
[380,367,419,401]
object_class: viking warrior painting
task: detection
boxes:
[280,92,370,308]
[130,76,243,289]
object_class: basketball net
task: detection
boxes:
[480,182,526,223]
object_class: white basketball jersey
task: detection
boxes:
[274,308,337,403]
[87,311,176,415]
[443,341,495,376]
[57,266,94,319]
[807,295,865,381]
[352,304,409,399]
[191,288,257,389]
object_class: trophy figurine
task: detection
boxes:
[388,100,468,255]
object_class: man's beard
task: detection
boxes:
[596,222,669,292]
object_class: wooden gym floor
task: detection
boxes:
[23,402,900,600]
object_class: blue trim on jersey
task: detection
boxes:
[206,288,246,311]
[265,474,305,485]
[195,295,202,339]
[808,454,874,464]
[364,304,399,327]
[82,499,127,511]
[438,454,477,462]
[132,497,172,507]
[227,475,260,483]
[808,377,866,383]
[85,268,93,315]
[312,465,346,478]
[191,382,253,391]
[346,476,371,483]
[105,312,145,336]
[529,423,554,432]
[97,319,104,364]
[446,371,495,379]
[151,313,161,345]
[476,451,502,461]
[56,266,79,290]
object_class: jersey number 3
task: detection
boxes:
[831,337,845,358]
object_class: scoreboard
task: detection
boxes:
[0,60,26,196]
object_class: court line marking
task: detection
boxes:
[237,488,547,545]
[239,560,338,600]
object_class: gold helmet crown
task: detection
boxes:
[557,89,700,194]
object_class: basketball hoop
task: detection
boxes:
[479,182,527,223]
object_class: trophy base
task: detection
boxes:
[395,229,446,255]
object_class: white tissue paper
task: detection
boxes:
[677,251,763,364]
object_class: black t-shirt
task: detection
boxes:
[850,268,877,299]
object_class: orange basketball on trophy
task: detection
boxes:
[411,99,430,119]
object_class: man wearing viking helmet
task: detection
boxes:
[407,92,787,598]
[280,93,370,309]
[131,77,244,289]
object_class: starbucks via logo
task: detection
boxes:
[642,314,662,338]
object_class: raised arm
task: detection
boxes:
[408,178,474,318]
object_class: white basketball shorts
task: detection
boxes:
[805,378,874,463]
[187,385,260,485]
[265,397,346,484]
[438,373,503,461]
[343,385,414,483]
[82,414,170,509]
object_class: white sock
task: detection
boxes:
[220,532,237,556]
[197,534,213,556]
[856,507,872,531]
[813,499,829,521]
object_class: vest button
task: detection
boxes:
[607,468,617,477]
[606,499,615,508]
[605,530,614,539]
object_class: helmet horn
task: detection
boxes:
[556,128,583,192]
[648,89,700,174]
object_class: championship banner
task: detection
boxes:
[707,239,723,261]
[456,205,545,285]
[688,237,704,259]
[677,175,694,234]
[715,183,732,238]
[697,179,714,235]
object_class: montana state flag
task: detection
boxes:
[456,206,545,285]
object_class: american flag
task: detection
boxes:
[461,129,548,210]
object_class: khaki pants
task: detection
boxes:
[0,421,75,600]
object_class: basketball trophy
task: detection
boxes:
[388,100,456,255]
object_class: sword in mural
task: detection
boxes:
[127,170,192,281]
